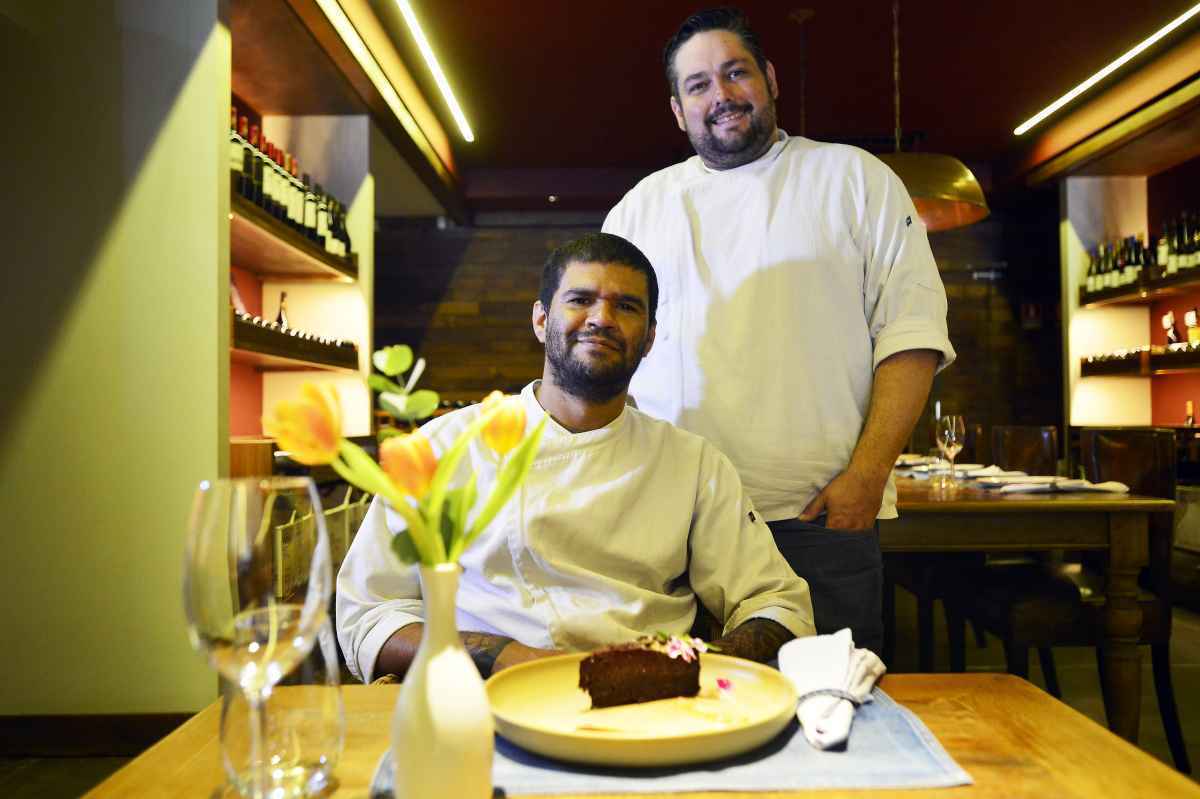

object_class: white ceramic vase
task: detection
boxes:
[391,563,493,799]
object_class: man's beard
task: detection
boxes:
[545,320,648,403]
[686,97,777,170]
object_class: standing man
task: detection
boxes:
[603,7,955,655]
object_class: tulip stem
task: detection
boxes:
[331,448,440,564]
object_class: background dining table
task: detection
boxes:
[882,478,1174,744]
[86,674,1198,797]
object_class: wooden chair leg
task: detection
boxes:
[971,618,988,649]
[1151,642,1193,774]
[918,598,935,672]
[1095,646,1111,712]
[1004,641,1029,679]
[1037,647,1062,698]
[882,568,897,667]
[945,605,967,673]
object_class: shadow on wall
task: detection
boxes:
[0,3,211,438]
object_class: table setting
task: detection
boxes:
[368,629,972,797]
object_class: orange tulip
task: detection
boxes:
[263,383,342,465]
[480,391,526,456]
[380,432,438,499]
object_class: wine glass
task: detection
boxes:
[936,415,967,484]
[183,477,333,798]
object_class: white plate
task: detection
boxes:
[486,652,797,767]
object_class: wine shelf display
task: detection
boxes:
[1081,345,1200,377]
[232,311,358,373]
[231,187,357,282]
[1079,268,1200,309]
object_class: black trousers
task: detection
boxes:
[767,516,884,655]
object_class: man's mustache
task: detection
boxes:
[570,331,624,350]
[706,101,753,125]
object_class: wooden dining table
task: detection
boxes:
[87,674,1198,798]
[883,477,1175,744]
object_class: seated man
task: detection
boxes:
[337,232,814,682]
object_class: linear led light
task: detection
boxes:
[1014,2,1200,136]
[395,0,475,143]
[312,0,449,180]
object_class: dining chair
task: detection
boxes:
[943,427,1190,773]
[991,425,1059,475]
[883,422,1009,671]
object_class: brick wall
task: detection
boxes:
[376,200,1063,450]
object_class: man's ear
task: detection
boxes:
[641,321,657,359]
[669,95,686,133]
[532,300,547,343]
[766,60,779,100]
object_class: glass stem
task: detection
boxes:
[246,691,269,798]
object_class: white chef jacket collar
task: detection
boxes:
[520,380,630,451]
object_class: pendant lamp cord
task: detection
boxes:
[893,0,902,153]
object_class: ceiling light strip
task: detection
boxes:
[395,0,475,143]
[1014,2,1200,136]
[312,0,452,181]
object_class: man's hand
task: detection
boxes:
[799,467,886,530]
[710,618,795,663]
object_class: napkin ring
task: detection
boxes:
[797,688,865,705]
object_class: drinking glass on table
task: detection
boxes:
[936,415,967,484]
[183,477,334,798]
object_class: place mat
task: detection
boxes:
[369,689,971,795]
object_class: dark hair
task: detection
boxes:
[663,7,769,98]
[539,233,659,326]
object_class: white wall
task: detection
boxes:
[0,1,227,712]
[1061,176,1152,427]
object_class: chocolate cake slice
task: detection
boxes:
[578,637,702,708]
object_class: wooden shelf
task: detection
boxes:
[230,187,357,282]
[1080,347,1200,378]
[1079,269,1200,308]
[1080,351,1150,378]
[232,313,359,373]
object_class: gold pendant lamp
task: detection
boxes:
[877,0,989,232]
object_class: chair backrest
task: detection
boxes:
[1080,427,1177,589]
[991,425,1059,474]
[963,422,986,465]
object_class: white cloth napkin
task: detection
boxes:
[1055,479,1129,493]
[985,477,1129,494]
[777,629,887,750]
[963,465,1027,478]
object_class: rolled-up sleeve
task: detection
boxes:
[687,444,816,639]
[861,157,956,373]
[335,496,424,683]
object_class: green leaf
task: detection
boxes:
[368,374,405,395]
[373,345,413,377]
[390,530,420,565]
[377,427,405,441]
[405,389,440,421]
[450,472,478,553]
[456,416,547,557]
[423,412,492,558]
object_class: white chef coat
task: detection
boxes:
[336,381,815,682]
[603,131,955,522]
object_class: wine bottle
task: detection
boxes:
[1085,249,1097,293]
[229,106,244,196]
[1157,221,1170,273]
[315,184,330,252]
[275,291,289,329]
[302,174,318,241]
[1185,209,1195,268]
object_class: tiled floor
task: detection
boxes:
[5,596,1198,796]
